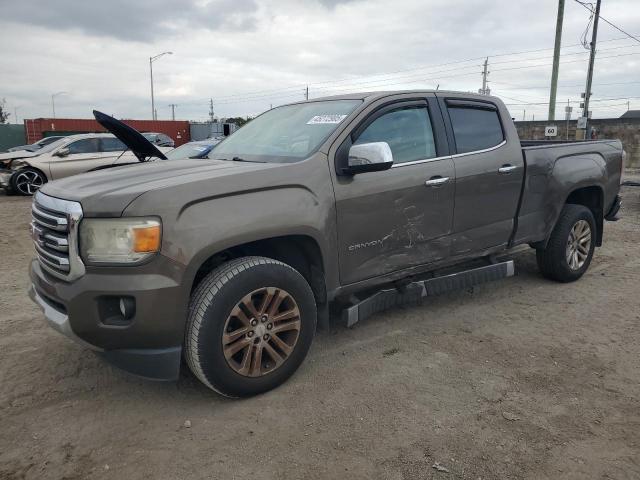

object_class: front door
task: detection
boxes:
[50,138,105,179]
[332,99,455,285]
[440,98,525,255]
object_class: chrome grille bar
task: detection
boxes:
[32,204,69,232]
[35,243,71,272]
[31,192,84,281]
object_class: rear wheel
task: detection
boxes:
[184,256,316,397]
[10,168,46,196]
[536,204,596,282]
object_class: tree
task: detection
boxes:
[225,116,252,127]
[0,98,10,124]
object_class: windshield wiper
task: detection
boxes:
[231,156,265,163]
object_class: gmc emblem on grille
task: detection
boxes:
[30,222,44,246]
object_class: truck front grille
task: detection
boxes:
[31,192,85,281]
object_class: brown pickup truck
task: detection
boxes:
[28,91,623,397]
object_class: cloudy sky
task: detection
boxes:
[1,0,639,123]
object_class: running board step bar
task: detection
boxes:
[343,260,515,328]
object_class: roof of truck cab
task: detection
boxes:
[288,90,500,103]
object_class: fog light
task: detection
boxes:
[119,297,136,320]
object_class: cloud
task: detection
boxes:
[1,0,639,122]
[0,0,259,41]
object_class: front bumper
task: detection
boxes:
[28,258,187,380]
[0,169,13,189]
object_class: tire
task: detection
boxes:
[184,256,317,397]
[536,204,596,283]
[10,168,47,196]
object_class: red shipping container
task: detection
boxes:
[24,118,190,146]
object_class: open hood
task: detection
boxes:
[93,110,167,162]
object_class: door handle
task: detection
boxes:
[425,176,450,187]
[498,164,517,174]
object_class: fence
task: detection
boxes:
[515,118,640,168]
[0,124,26,151]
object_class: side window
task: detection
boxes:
[101,138,126,152]
[354,106,436,164]
[448,107,504,154]
[67,139,100,154]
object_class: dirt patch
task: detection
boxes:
[1,175,639,479]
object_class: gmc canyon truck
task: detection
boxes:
[28,91,623,397]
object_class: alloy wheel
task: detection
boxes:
[565,219,591,270]
[222,287,301,377]
[14,171,44,195]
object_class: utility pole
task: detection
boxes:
[548,0,565,121]
[209,98,215,123]
[565,99,573,140]
[169,103,177,120]
[522,109,526,121]
[581,0,601,138]
[305,85,309,100]
[479,58,490,95]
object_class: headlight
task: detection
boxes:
[79,218,161,264]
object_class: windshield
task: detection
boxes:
[33,137,69,154]
[165,142,218,160]
[38,136,63,146]
[211,99,361,163]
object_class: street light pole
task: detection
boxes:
[150,57,154,120]
[51,92,67,119]
[149,51,173,120]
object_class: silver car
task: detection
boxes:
[0,133,169,195]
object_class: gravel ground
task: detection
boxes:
[1,172,639,480]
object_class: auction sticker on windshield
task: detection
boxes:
[307,114,347,125]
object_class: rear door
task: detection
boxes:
[439,97,524,255]
[331,96,456,285]
[100,137,137,166]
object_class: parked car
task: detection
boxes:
[0,133,169,195]
[142,132,175,147]
[7,136,66,153]
[28,91,623,397]
[164,138,222,160]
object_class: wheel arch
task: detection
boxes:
[189,234,328,308]
[564,185,604,246]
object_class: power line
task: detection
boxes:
[573,0,640,44]
[504,96,640,106]
[198,34,638,103]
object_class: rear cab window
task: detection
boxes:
[447,103,504,154]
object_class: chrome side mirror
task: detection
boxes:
[345,142,394,175]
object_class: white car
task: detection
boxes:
[0,133,171,195]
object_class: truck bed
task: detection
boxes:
[513,139,624,247]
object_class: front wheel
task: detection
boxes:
[10,168,46,196]
[536,204,596,283]
[184,256,317,397]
